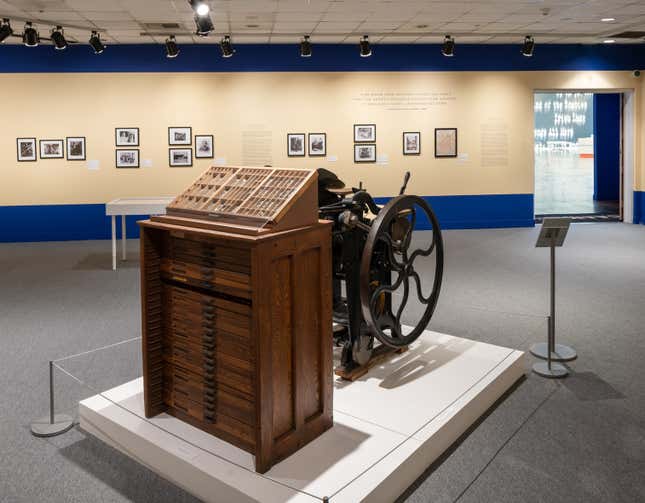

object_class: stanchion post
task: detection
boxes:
[30,360,74,437]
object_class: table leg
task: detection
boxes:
[111,215,117,271]
[121,215,127,261]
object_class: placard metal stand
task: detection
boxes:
[531,218,574,378]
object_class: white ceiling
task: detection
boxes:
[0,0,644,45]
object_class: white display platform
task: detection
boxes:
[79,331,525,503]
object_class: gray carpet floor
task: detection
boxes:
[1,223,644,503]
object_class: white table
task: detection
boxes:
[105,197,174,270]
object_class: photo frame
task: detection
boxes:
[115,149,140,168]
[354,124,376,143]
[115,128,139,147]
[17,138,37,162]
[66,137,86,161]
[39,139,64,159]
[308,133,326,157]
[195,135,214,159]
[287,133,306,157]
[403,132,421,155]
[354,143,376,163]
[169,126,192,146]
[169,148,193,167]
[434,128,458,158]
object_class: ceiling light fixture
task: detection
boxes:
[0,18,13,44]
[220,35,234,58]
[442,35,454,57]
[601,18,616,22]
[603,39,616,44]
[89,31,105,54]
[51,26,68,50]
[165,35,180,58]
[521,35,535,57]
[359,35,371,57]
[23,22,39,47]
[190,1,210,16]
[194,13,214,36]
[300,35,312,57]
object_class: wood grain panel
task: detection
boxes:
[270,256,295,439]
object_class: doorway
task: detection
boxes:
[534,91,622,221]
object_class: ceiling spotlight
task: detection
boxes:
[194,13,214,36]
[603,39,616,44]
[521,35,535,57]
[359,35,371,57]
[89,31,105,54]
[442,35,454,57]
[23,22,39,47]
[300,35,312,57]
[0,18,13,44]
[165,35,180,58]
[190,1,210,16]
[51,26,68,50]
[220,35,234,58]
[601,18,616,22]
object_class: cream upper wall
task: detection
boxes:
[0,70,641,206]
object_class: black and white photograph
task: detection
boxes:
[16,138,37,162]
[403,132,421,155]
[66,137,86,161]
[354,143,377,163]
[169,127,192,145]
[39,139,64,159]
[308,133,326,157]
[115,149,140,168]
[354,124,376,143]
[195,135,214,159]
[115,127,139,146]
[287,133,306,157]
[169,148,193,167]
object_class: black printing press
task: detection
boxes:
[317,169,444,376]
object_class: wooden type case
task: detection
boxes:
[140,166,332,473]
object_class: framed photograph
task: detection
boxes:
[66,137,86,161]
[115,128,139,147]
[39,139,64,159]
[434,128,458,158]
[17,138,36,162]
[308,133,326,157]
[403,132,421,155]
[287,133,306,157]
[354,124,376,143]
[354,144,376,163]
[169,148,193,167]
[115,149,140,168]
[169,126,192,146]
[195,135,214,159]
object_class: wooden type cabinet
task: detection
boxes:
[140,218,333,473]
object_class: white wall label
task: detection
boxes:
[328,155,338,162]
[143,159,153,168]
[87,160,100,170]
[377,154,389,165]
[458,153,469,163]
[214,157,227,166]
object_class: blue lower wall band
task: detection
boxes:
[0,204,147,243]
[635,191,645,225]
[0,194,535,242]
[375,194,535,230]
